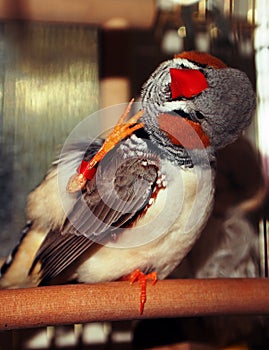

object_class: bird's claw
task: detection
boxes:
[124,269,157,315]
[67,99,144,193]
[94,99,144,168]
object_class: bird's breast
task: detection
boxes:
[75,161,215,283]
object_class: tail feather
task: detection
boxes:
[0,222,46,288]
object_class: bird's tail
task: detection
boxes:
[0,221,45,289]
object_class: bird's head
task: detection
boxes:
[141,51,256,161]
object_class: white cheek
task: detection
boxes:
[160,100,189,113]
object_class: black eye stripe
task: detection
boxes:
[169,110,205,123]
[172,110,191,120]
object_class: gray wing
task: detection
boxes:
[32,139,160,284]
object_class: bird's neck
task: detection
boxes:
[137,126,215,168]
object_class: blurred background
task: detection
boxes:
[0,0,269,349]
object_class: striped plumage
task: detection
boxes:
[0,52,255,304]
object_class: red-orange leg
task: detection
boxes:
[67,99,144,193]
[122,269,157,315]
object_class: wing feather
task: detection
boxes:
[31,137,160,285]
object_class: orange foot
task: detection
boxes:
[123,269,157,315]
[67,99,144,193]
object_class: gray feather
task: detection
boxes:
[31,135,160,283]
[197,68,256,149]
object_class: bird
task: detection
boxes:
[0,51,256,314]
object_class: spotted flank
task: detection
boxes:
[0,52,256,313]
[0,221,33,277]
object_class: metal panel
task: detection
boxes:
[0,22,99,256]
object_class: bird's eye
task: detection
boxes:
[196,111,205,120]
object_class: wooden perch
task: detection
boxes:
[0,0,156,28]
[0,279,269,330]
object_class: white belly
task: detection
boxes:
[75,162,215,282]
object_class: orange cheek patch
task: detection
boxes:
[158,113,210,149]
